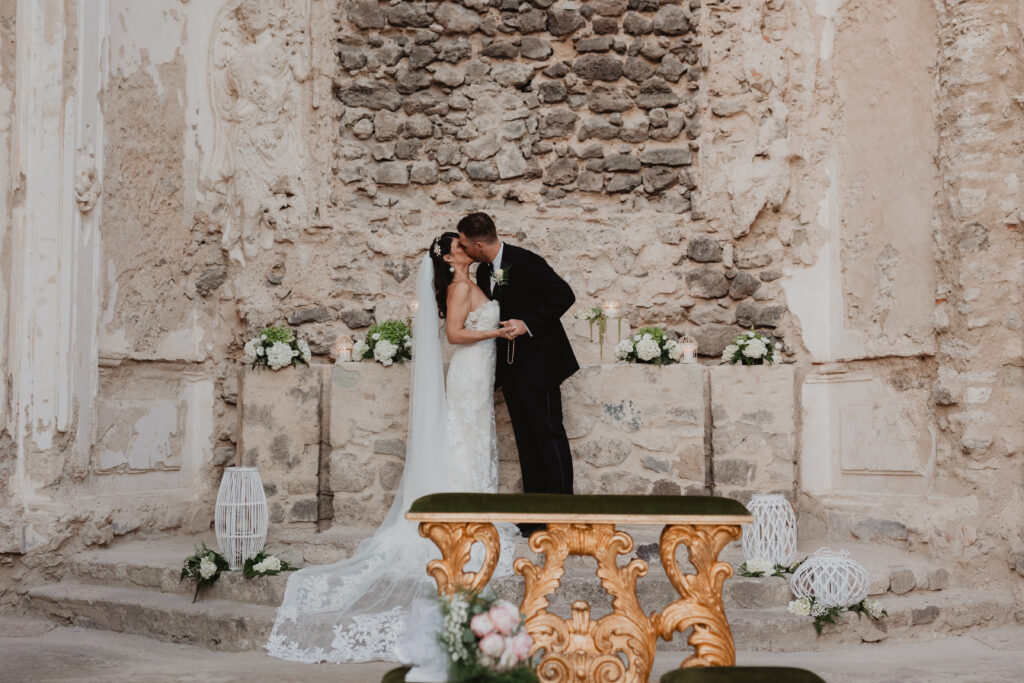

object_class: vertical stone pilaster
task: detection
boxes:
[239,365,326,539]
[710,364,796,503]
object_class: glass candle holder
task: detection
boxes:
[334,334,354,363]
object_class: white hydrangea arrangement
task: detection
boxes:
[721,331,782,366]
[354,320,413,367]
[787,595,887,635]
[243,550,297,579]
[614,326,683,365]
[242,325,311,371]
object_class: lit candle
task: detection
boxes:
[680,335,699,364]
[602,301,623,341]
[601,300,621,318]
[334,334,354,363]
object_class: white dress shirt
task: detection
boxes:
[489,242,505,293]
[490,242,530,336]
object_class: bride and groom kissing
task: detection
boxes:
[433,211,578,533]
[266,212,580,664]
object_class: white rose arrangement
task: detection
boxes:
[242,325,312,371]
[354,320,413,366]
[437,590,536,679]
[614,326,680,366]
[722,331,782,366]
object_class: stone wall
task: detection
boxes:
[243,358,793,529]
[1,0,1022,603]
[334,0,701,210]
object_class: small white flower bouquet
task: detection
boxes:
[438,590,538,682]
[242,550,297,579]
[242,325,312,371]
[353,320,413,367]
[787,596,887,635]
[180,543,229,602]
[721,331,781,366]
[615,326,683,365]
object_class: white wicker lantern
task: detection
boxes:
[789,548,869,608]
[215,467,269,570]
[742,494,798,566]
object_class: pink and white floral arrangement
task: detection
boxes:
[439,590,538,682]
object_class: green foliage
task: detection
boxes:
[636,325,665,344]
[262,325,295,344]
[242,551,298,579]
[737,558,803,578]
[180,543,230,602]
[811,603,844,636]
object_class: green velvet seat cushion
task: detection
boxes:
[408,493,749,518]
[382,666,411,683]
[660,667,826,683]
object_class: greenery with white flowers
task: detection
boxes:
[615,326,683,365]
[242,325,311,370]
[721,331,781,365]
[354,319,413,366]
[180,544,229,602]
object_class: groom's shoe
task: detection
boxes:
[516,523,544,538]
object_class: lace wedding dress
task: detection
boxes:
[267,258,513,664]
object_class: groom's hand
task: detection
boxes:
[500,319,530,338]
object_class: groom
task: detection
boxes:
[457,212,578,526]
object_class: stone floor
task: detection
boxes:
[2,616,1022,683]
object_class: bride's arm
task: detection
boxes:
[446,282,505,345]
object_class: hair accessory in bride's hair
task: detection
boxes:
[432,241,441,257]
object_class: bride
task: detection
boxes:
[266,232,516,664]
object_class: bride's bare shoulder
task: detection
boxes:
[446,280,472,304]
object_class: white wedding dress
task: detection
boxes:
[267,257,513,665]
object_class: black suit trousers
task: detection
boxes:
[501,376,574,496]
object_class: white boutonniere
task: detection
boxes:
[492,266,511,288]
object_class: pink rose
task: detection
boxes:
[479,632,505,659]
[508,631,532,661]
[470,612,495,638]
[488,601,521,636]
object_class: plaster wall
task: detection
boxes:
[0,0,1021,599]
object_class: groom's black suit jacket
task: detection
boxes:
[477,244,579,389]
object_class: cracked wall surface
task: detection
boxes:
[0,0,1021,602]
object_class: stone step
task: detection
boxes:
[25,582,275,651]
[26,579,1006,657]
[703,588,1011,654]
[68,540,793,611]
[299,525,951,595]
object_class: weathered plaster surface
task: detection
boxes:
[1,0,1021,603]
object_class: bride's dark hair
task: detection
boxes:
[429,232,460,318]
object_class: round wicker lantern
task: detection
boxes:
[215,467,269,570]
[741,494,798,566]
[789,548,869,608]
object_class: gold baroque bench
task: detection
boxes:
[405,493,753,683]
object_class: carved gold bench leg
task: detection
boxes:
[418,521,501,595]
[652,523,742,668]
[514,523,656,683]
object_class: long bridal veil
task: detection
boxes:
[266,255,454,663]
